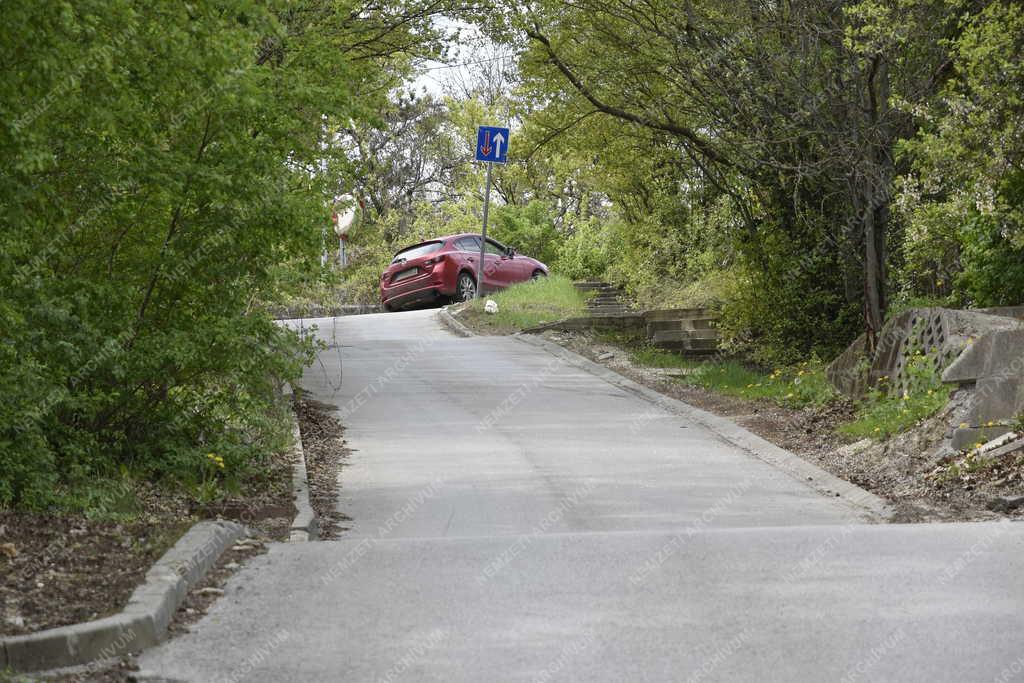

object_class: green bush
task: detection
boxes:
[957,207,1024,308]
[490,200,562,267]
[554,217,614,280]
[0,1,398,509]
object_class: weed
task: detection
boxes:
[839,349,949,440]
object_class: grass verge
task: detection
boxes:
[456,274,590,334]
[632,345,953,441]
[838,387,950,440]
[630,348,835,409]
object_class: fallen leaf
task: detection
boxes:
[0,542,17,559]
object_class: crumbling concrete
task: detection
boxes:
[827,307,1023,401]
[827,305,1024,454]
[942,328,1024,450]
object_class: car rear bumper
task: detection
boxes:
[381,264,456,309]
[382,285,447,309]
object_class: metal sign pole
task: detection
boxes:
[477,160,493,299]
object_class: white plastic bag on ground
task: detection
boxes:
[484,299,499,314]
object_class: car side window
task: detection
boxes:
[484,240,505,256]
[455,237,480,252]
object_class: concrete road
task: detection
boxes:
[140,310,1024,682]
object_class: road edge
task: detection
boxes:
[437,306,474,338]
[283,383,319,542]
[515,333,893,523]
[0,520,247,673]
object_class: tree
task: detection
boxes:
[485,0,961,353]
[0,0,445,508]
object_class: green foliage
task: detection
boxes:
[489,201,561,267]
[0,0,433,509]
[957,195,1024,307]
[554,217,614,281]
[716,250,861,367]
[458,275,589,333]
[632,351,835,408]
[838,351,949,440]
[894,2,1024,308]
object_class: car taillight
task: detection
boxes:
[423,254,446,269]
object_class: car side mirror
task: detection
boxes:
[505,246,517,258]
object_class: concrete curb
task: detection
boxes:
[515,334,893,523]
[0,520,246,673]
[282,383,319,542]
[437,306,474,338]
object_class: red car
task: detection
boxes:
[380,233,549,311]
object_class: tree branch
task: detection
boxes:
[524,22,733,168]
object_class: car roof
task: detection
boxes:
[393,234,499,257]
[440,233,500,243]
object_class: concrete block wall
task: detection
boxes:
[942,328,1024,450]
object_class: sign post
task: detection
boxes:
[474,125,510,298]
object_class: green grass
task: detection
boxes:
[631,349,835,408]
[838,386,950,440]
[838,350,953,441]
[457,274,590,333]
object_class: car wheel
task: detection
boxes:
[456,272,477,301]
[532,269,547,280]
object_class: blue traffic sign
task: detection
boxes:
[475,126,510,164]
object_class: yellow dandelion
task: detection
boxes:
[874,427,881,433]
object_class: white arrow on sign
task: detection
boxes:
[493,132,505,159]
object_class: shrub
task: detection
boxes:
[554,217,614,280]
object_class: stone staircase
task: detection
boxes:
[645,308,719,356]
[558,283,720,357]
[574,281,633,316]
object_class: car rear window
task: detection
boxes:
[392,241,443,264]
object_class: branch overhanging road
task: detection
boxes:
[140,309,1024,682]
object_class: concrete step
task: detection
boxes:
[653,339,720,354]
[645,308,715,322]
[646,318,717,334]
[652,329,719,343]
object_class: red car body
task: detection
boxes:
[380,233,549,311]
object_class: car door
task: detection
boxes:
[483,239,513,290]
[453,236,482,286]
